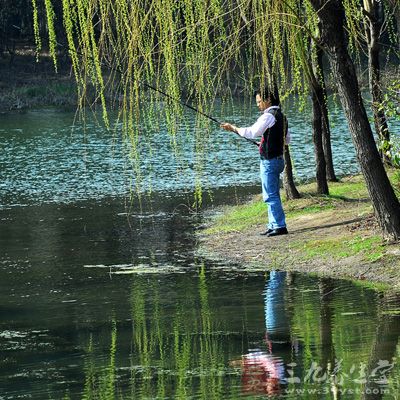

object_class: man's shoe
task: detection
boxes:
[260,228,273,236]
[266,227,288,237]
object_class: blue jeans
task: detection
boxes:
[260,157,286,229]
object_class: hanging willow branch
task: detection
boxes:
[35,0,324,203]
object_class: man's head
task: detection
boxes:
[254,88,280,111]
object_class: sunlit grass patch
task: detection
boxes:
[285,196,337,217]
[203,173,398,236]
[292,235,385,263]
[204,196,339,235]
[329,180,367,198]
[204,200,266,234]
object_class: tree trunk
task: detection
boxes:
[316,46,338,181]
[364,0,391,163]
[283,145,301,199]
[310,46,329,195]
[310,0,400,241]
[318,280,335,372]
[282,114,301,200]
[311,81,329,195]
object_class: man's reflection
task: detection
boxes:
[231,271,296,396]
[264,271,291,344]
[238,350,285,395]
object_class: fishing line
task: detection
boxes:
[12,24,259,146]
[141,82,259,146]
[69,40,260,147]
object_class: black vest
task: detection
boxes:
[259,108,285,160]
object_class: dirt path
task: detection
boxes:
[198,200,400,290]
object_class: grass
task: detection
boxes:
[203,172,400,276]
[0,80,79,111]
[205,200,265,234]
[204,174,372,235]
[291,235,385,263]
[16,82,77,100]
[18,82,76,98]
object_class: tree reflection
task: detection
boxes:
[361,293,400,399]
[76,271,400,399]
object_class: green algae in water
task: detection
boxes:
[382,310,400,315]
[83,262,271,275]
[84,263,186,274]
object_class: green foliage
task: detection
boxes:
[342,0,363,56]
[31,0,324,203]
[62,0,82,88]
[44,0,57,71]
[31,0,41,60]
[379,77,400,168]
[30,0,399,204]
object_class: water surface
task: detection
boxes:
[1,194,400,399]
[1,99,400,399]
[3,97,395,206]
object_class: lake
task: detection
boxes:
[1,99,400,399]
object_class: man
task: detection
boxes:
[220,89,288,237]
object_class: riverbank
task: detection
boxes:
[0,49,114,112]
[0,49,79,112]
[198,172,400,291]
[2,48,398,113]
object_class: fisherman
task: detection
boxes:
[220,88,289,237]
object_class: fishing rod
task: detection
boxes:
[12,24,258,146]
[141,82,259,147]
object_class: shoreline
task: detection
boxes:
[1,53,398,114]
[197,174,400,292]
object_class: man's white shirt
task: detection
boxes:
[237,106,291,144]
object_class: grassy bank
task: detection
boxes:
[0,79,78,111]
[199,171,400,291]
[0,50,79,112]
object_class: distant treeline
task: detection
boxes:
[1,0,398,66]
[0,0,66,61]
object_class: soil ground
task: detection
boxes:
[198,176,400,291]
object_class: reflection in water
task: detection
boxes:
[361,294,400,400]
[239,351,284,396]
[264,271,291,340]
[1,196,400,399]
[125,264,233,399]
[319,280,340,399]
[2,262,400,399]
[70,270,400,400]
[233,271,292,397]
[82,320,117,399]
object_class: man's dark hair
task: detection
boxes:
[254,87,280,106]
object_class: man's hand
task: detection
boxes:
[220,123,239,134]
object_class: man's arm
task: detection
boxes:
[221,112,276,139]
